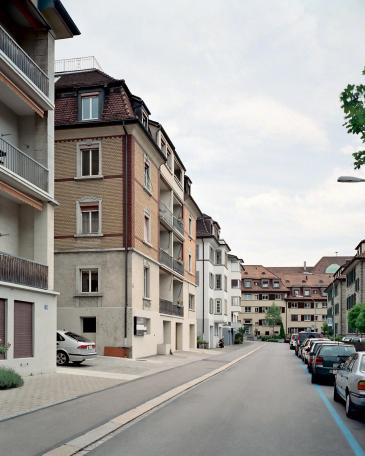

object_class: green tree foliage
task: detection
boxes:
[355,306,365,333]
[348,303,365,332]
[341,69,365,169]
[265,304,282,334]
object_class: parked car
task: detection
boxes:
[57,330,97,366]
[295,331,321,356]
[290,334,298,350]
[311,343,356,384]
[342,335,365,343]
[307,340,337,373]
[334,351,365,418]
[302,338,329,364]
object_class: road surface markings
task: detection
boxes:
[44,344,264,456]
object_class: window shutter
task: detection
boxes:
[0,300,5,360]
[14,301,33,358]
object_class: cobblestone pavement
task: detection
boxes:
[0,347,236,421]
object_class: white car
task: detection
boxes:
[290,334,298,350]
[57,330,97,366]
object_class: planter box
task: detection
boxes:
[198,343,209,349]
[104,346,129,358]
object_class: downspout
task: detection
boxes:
[202,238,205,338]
[122,124,129,348]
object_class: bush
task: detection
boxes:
[0,367,23,390]
[234,333,243,344]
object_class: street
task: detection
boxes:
[89,343,365,456]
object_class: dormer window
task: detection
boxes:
[81,93,99,121]
[174,162,183,186]
[261,279,269,288]
[141,109,149,129]
[273,280,280,288]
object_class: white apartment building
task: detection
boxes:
[0,1,78,375]
[196,214,242,348]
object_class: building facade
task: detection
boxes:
[0,1,78,374]
[54,62,199,358]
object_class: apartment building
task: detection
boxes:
[0,1,78,374]
[54,61,199,358]
[196,214,242,348]
[228,254,244,332]
[239,265,288,336]
[326,241,365,336]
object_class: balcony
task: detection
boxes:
[159,299,184,317]
[160,249,173,269]
[0,24,49,97]
[159,203,173,228]
[173,258,184,275]
[0,137,48,192]
[0,252,48,289]
[173,216,184,237]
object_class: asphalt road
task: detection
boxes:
[90,343,365,456]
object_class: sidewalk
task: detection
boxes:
[0,346,237,421]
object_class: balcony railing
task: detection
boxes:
[160,249,173,269]
[159,299,184,317]
[0,252,48,289]
[173,215,184,236]
[173,258,184,275]
[159,203,173,228]
[0,137,48,191]
[0,24,49,96]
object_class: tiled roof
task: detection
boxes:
[55,69,116,89]
[273,272,333,288]
[311,256,352,274]
[241,265,289,292]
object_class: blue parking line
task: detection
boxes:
[301,364,365,456]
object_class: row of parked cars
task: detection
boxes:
[290,331,365,419]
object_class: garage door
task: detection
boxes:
[14,301,33,358]
[0,299,5,360]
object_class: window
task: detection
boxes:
[79,143,101,177]
[81,94,99,120]
[188,254,192,273]
[293,289,300,296]
[244,280,251,288]
[245,307,252,313]
[224,276,227,292]
[209,298,214,314]
[232,296,241,307]
[214,323,219,336]
[304,289,310,296]
[78,201,101,235]
[209,273,214,289]
[81,269,99,293]
[144,210,151,244]
[215,274,222,290]
[347,268,356,287]
[216,250,222,265]
[255,307,259,313]
[144,156,152,192]
[209,247,215,263]
[304,302,311,309]
[262,280,269,288]
[231,279,240,289]
[273,280,280,288]
[322,302,327,308]
[188,217,192,236]
[14,301,33,358]
[82,317,96,333]
[141,110,149,129]
[215,299,222,314]
[303,315,311,321]
[166,148,173,170]
[290,302,298,309]
[262,294,269,300]
[189,294,195,311]
[291,315,298,322]
[224,300,228,315]
[355,278,360,292]
[243,294,252,301]
[143,266,150,298]
[196,244,200,260]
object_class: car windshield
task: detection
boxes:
[65,332,91,342]
[319,345,355,356]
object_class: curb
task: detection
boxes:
[44,344,264,456]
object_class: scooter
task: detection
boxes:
[218,338,224,348]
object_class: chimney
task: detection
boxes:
[304,261,307,272]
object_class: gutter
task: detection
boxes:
[202,238,205,337]
[122,124,129,351]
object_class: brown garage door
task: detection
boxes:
[0,299,5,360]
[14,301,33,358]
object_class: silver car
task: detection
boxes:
[334,351,365,418]
[57,330,97,366]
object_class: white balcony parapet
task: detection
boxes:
[55,56,102,74]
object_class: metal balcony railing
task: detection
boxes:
[0,252,48,289]
[159,299,184,317]
[173,258,184,275]
[173,215,184,236]
[0,24,49,96]
[160,249,173,269]
[55,56,102,73]
[159,203,173,228]
[0,137,48,191]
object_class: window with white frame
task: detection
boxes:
[273,280,280,288]
[293,289,300,296]
[144,210,151,244]
[244,279,252,288]
[303,315,311,321]
[224,299,228,315]
[262,294,269,300]
[209,247,214,263]
[209,273,214,289]
[189,294,195,311]
[166,147,173,170]
[144,156,152,192]
[262,279,269,288]
[304,302,311,309]
[81,94,99,121]
[232,296,241,307]
[188,254,192,272]
[141,109,149,129]
[224,276,227,292]
[215,299,222,314]
[216,250,222,265]
[143,266,150,299]
[209,298,214,314]
[215,274,222,290]
[188,217,192,236]
[304,289,310,296]
[78,201,101,235]
[245,306,251,312]
[243,294,252,301]
[291,302,298,308]
[78,143,101,177]
[231,279,240,289]
[80,269,99,293]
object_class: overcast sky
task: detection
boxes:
[57,0,365,266]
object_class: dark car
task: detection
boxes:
[295,331,321,356]
[312,344,356,384]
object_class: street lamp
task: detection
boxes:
[337,176,365,183]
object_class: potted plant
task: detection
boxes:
[197,336,209,349]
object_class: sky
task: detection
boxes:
[57,0,365,266]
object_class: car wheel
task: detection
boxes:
[333,384,341,403]
[73,361,84,366]
[57,351,69,366]
[345,392,356,419]
[311,373,318,384]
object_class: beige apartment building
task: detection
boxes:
[54,60,199,358]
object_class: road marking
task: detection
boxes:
[56,369,140,381]
[301,364,365,456]
[44,344,264,456]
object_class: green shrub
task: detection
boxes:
[234,333,243,344]
[0,367,23,390]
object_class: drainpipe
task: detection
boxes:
[202,238,205,339]
[122,124,129,349]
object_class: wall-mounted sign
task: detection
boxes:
[134,317,147,336]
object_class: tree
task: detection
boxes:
[348,303,365,332]
[265,304,282,335]
[322,322,333,337]
[355,306,365,333]
[341,69,365,169]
